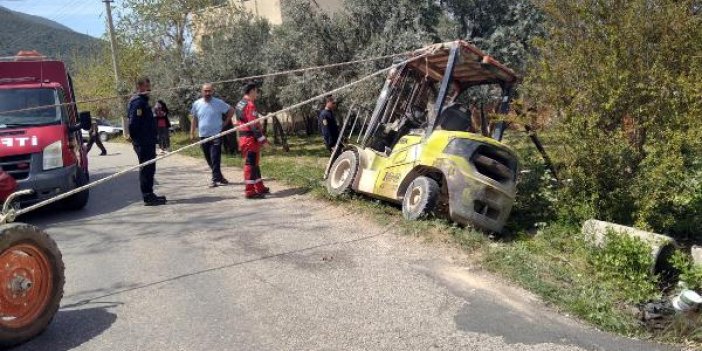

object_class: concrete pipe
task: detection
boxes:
[581,219,679,281]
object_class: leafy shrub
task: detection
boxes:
[525,0,702,240]
[506,137,558,232]
[589,231,659,303]
[670,251,702,292]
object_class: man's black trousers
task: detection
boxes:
[201,137,224,181]
[86,135,107,154]
[133,144,156,196]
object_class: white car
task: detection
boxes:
[81,119,123,142]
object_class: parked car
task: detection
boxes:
[81,119,123,142]
[169,119,181,134]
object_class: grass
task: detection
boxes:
[121,132,694,347]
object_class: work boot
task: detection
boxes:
[209,181,218,188]
[216,177,229,185]
[254,183,269,194]
[100,152,107,156]
[144,193,167,206]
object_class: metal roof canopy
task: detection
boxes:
[407,40,518,88]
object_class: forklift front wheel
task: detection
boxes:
[402,176,440,220]
[326,150,359,196]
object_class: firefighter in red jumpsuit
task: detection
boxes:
[235,83,270,199]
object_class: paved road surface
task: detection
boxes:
[12,143,676,351]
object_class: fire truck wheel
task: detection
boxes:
[326,150,359,196]
[63,170,90,210]
[402,176,440,220]
[0,223,64,348]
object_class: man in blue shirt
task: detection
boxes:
[128,77,166,206]
[190,83,236,188]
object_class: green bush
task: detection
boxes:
[670,251,702,292]
[589,231,659,304]
[525,0,702,240]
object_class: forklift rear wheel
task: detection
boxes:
[0,223,64,348]
[402,176,440,220]
[326,150,359,196]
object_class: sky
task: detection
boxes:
[0,0,115,38]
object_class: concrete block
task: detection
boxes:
[691,246,702,268]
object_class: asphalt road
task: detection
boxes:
[11,142,677,351]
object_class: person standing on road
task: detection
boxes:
[128,77,167,206]
[189,83,235,188]
[235,82,269,199]
[85,119,107,156]
[318,95,340,154]
[154,100,171,154]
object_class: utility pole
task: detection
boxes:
[103,0,129,138]
[103,0,120,86]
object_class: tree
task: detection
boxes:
[116,0,219,58]
[438,0,544,72]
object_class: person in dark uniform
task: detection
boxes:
[128,77,166,206]
[85,119,107,155]
[318,95,340,154]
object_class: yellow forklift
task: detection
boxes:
[325,41,520,233]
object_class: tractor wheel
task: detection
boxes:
[326,150,359,196]
[402,176,440,220]
[0,223,64,348]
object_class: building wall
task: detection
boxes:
[308,0,343,14]
[240,0,283,25]
[193,0,344,53]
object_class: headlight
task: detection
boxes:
[43,140,64,171]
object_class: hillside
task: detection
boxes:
[0,6,105,62]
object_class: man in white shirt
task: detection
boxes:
[189,83,236,188]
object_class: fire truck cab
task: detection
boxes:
[0,51,91,209]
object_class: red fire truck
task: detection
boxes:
[0,51,91,209]
[0,51,83,347]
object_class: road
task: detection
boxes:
[12,142,675,351]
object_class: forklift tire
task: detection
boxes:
[0,223,64,348]
[326,150,359,196]
[63,170,89,210]
[402,176,440,220]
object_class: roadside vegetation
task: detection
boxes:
[96,0,702,347]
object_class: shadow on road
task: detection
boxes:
[18,171,142,227]
[12,305,117,351]
[454,297,678,351]
[168,195,234,205]
[268,187,310,199]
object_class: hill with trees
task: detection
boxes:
[0,5,104,61]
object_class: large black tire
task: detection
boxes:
[402,176,440,220]
[0,223,64,348]
[62,170,89,210]
[326,150,359,196]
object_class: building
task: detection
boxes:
[193,0,343,51]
